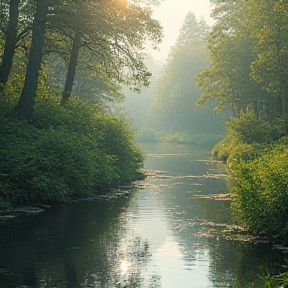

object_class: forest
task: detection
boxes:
[0,0,162,210]
[1,0,288,253]
[133,12,227,145]
[196,0,288,246]
[1,0,288,286]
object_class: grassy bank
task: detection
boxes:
[0,95,144,212]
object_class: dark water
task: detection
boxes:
[0,143,286,288]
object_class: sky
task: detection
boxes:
[150,0,213,62]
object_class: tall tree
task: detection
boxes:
[146,12,224,134]
[249,0,288,115]
[62,30,81,103]
[56,0,162,104]
[13,0,48,119]
[197,0,288,121]
[0,0,36,88]
[0,0,20,87]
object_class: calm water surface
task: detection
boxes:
[0,143,286,288]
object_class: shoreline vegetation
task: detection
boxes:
[211,113,288,245]
[0,0,162,215]
[135,128,226,147]
[137,113,288,247]
[0,95,145,214]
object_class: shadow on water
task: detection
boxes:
[0,143,287,288]
[0,195,136,287]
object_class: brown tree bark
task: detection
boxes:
[13,0,48,119]
[61,30,81,104]
[0,0,20,87]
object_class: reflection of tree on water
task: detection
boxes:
[0,194,133,288]
[148,148,285,288]
[207,237,286,288]
[0,190,162,288]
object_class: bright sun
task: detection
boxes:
[120,260,129,274]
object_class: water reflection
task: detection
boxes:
[0,143,286,288]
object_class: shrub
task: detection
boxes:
[231,144,288,241]
[212,112,278,164]
[226,112,272,144]
[0,95,144,207]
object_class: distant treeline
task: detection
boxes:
[144,12,227,137]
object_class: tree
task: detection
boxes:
[196,1,255,117]
[13,0,48,119]
[146,12,224,134]
[11,0,162,118]
[197,0,288,121]
[249,0,288,115]
[0,0,20,87]
[58,0,162,104]
[0,0,34,88]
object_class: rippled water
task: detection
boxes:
[0,143,286,288]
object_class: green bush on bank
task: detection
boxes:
[0,96,144,210]
[212,113,273,164]
[212,112,288,242]
[231,143,288,241]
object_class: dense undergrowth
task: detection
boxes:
[0,94,144,211]
[212,113,288,243]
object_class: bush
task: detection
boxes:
[212,112,281,164]
[226,112,272,144]
[211,112,288,242]
[0,96,144,207]
[231,143,288,241]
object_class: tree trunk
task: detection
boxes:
[0,0,20,88]
[61,30,81,104]
[13,0,48,120]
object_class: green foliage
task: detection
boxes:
[185,132,226,146]
[262,267,288,288]
[212,112,284,164]
[156,131,186,144]
[0,96,143,207]
[200,0,288,257]
[226,113,272,144]
[211,114,288,243]
[231,143,288,241]
[197,0,288,119]
[145,12,226,136]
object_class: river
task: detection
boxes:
[0,143,286,288]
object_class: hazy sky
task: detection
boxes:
[150,0,213,62]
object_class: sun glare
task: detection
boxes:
[120,260,129,274]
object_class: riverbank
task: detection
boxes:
[0,96,144,213]
[1,142,284,288]
[0,185,135,224]
[212,113,288,244]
